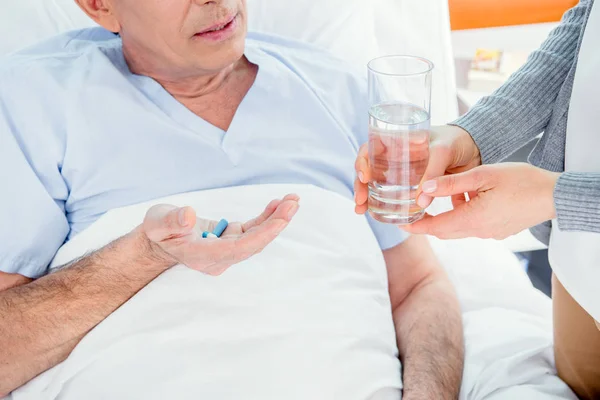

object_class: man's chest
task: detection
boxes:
[59,92,360,232]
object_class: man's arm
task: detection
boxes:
[0,273,32,292]
[0,197,297,395]
[0,229,173,394]
[453,0,590,165]
[384,235,464,400]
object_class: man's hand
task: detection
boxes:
[403,163,560,240]
[354,125,481,214]
[142,194,300,276]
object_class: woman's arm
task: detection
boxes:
[453,0,591,164]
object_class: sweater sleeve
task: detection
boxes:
[451,0,591,164]
[554,172,600,233]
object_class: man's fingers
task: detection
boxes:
[355,144,371,183]
[242,194,299,232]
[192,199,296,275]
[421,169,486,198]
[235,219,286,259]
[235,199,299,259]
[242,199,281,232]
[279,193,300,202]
[144,204,196,243]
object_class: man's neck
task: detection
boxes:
[156,61,243,99]
[124,51,250,100]
[122,43,258,131]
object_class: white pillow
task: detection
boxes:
[247,1,380,70]
[0,0,95,56]
[0,0,457,123]
[0,0,379,65]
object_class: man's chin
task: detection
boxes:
[192,43,247,72]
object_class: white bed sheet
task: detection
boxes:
[8,184,575,400]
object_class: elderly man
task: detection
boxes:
[0,0,463,397]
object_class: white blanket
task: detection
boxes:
[10,185,576,400]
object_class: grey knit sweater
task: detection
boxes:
[453,0,599,245]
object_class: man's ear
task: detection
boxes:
[74,0,121,33]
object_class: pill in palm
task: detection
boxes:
[212,219,229,238]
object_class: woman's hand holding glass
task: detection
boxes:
[402,163,559,239]
[355,125,482,214]
[355,125,561,240]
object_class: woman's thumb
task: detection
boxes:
[420,169,484,198]
[417,145,454,208]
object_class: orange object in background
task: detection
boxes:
[449,0,578,30]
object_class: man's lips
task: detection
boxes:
[195,14,237,36]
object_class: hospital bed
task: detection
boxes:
[0,1,575,399]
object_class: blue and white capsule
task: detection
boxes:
[202,219,229,239]
[212,219,229,238]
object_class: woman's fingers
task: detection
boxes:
[354,144,371,214]
[415,144,454,209]
[451,193,468,209]
[355,144,371,184]
[468,191,479,201]
[355,204,368,215]
[401,208,477,239]
[421,168,487,198]
[354,178,369,206]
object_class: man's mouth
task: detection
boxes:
[195,14,238,36]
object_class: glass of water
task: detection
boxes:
[367,55,433,225]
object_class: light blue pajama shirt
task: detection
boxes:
[0,28,407,278]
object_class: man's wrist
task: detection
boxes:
[129,227,177,273]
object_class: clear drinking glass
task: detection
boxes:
[367,55,433,225]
